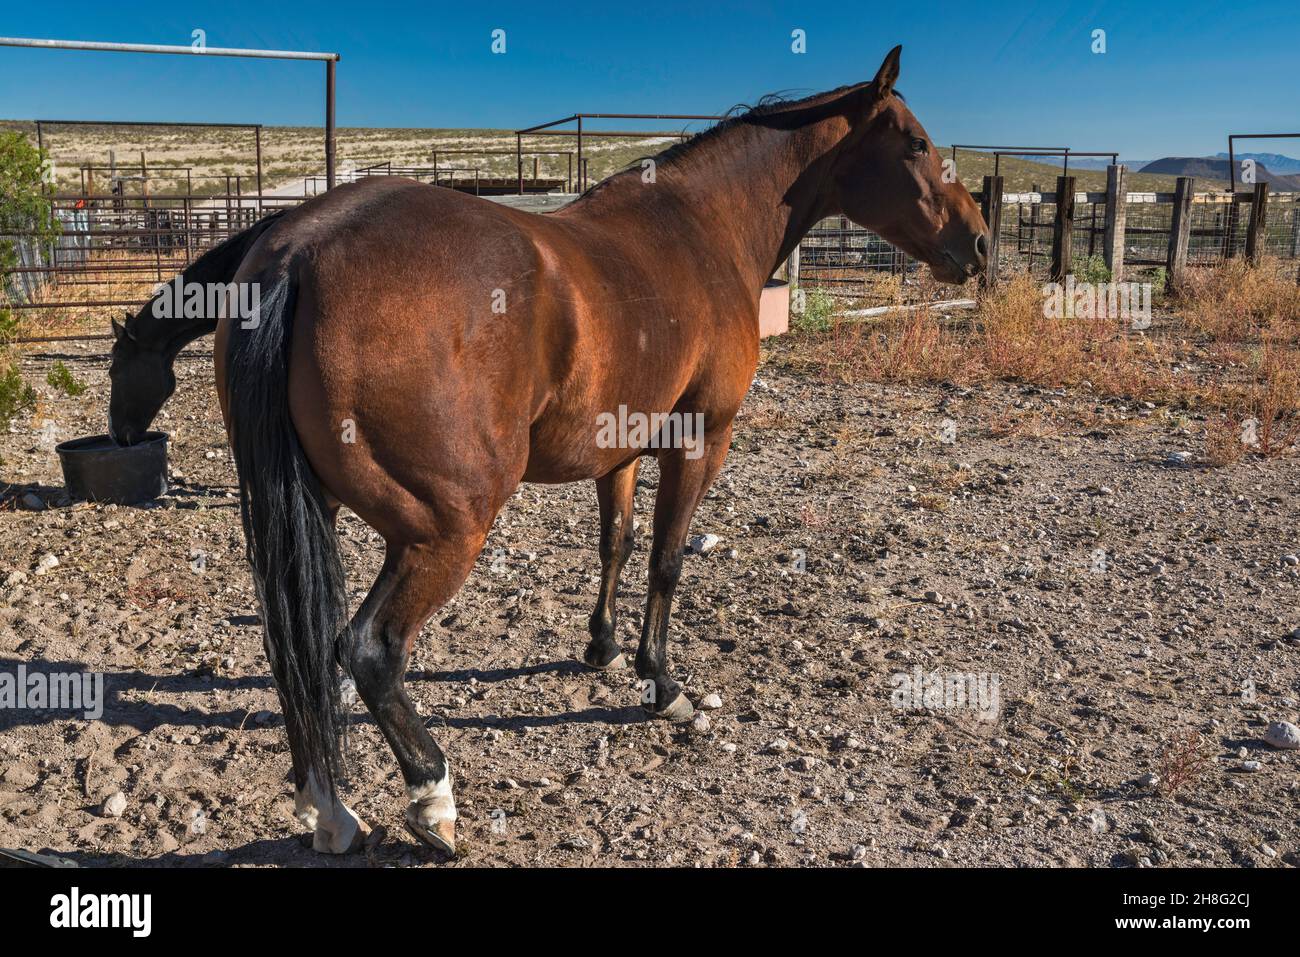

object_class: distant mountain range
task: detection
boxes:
[1063,157,1150,171]
[1139,156,1300,190]
[1002,154,1149,171]
[1214,151,1300,174]
[998,151,1300,190]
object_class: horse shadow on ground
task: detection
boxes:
[0,481,67,507]
[0,481,236,511]
[0,655,277,735]
[21,348,110,366]
[0,655,650,736]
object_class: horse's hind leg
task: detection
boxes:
[634,426,732,721]
[583,459,640,670]
[348,533,484,855]
[283,694,370,854]
[277,503,368,854]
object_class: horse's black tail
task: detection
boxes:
[225,268,351,801]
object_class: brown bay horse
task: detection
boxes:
[211,46,988,855]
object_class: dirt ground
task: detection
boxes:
[1,334,1298,868]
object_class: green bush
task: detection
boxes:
[1075,255,1112,285]
[1,131,58,284]
[793,286,839,334]
[47,360,86,396]
[0,358,36,429]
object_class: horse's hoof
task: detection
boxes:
[584,650,626,671]
[311,807,370,855]
[405,805,456,855]
[648,691,694,723]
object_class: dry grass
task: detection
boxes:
[10,249,179,339]
[1156,730,1214,799]
[788,261,1300,462]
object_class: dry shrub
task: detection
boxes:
[1156,730,1213,798]
[1180,258,1300,343]
[795,274,1160,396]
[804,302,973,385]
[978,275,1159,396]
[1204,335,1300,459]
[1203,414,1248,466]
[786,263,1300,462]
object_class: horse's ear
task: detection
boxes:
[872,45,902,98]
[111,314,130,342]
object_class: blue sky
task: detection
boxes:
[1,1,1296,158]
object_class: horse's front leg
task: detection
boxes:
[583,458,640,670]
[635,424,732,721]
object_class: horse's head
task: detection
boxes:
[107,311,176,446]
[830,46,989,284]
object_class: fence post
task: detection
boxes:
[1225,191,1245,259]
[1166,176,1195,293]
[1291,197,1300,259]
[1103,164,1127,282]
[1245,181,1269,265]
[1050,175,1076,283]
[980,174,1003,289]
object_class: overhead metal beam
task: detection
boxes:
[0,36,341,188]
[0,36,337,61]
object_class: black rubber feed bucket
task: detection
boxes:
[55,432,168,505]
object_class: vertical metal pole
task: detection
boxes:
[255,125,263,214]
[36,121,47,199]
[516,133,523,194]
[325,58,337,189]
[577,116,584,191]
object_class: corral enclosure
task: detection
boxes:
[7,115,1299,326]
[3,96,1300,871]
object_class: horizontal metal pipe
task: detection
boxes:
[10,333,116,343]
[36,118,260,129]
[517,130,693,138]
[0,36,338,61]
[5,300,151,309]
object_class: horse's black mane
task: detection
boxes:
[654,85,861,167]
[575,81,899,202]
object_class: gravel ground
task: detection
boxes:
[1,335,1298,868]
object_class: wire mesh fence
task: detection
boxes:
[3,193,300,313]
[795,186,1300,303]
[5,175,1300,324]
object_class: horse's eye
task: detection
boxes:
[910,137,928,154]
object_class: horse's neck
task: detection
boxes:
[596,116,848,291]
[130,210,283,352]
[132,266,218,351]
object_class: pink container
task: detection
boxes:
[759,279,790,338]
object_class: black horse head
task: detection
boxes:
[107,310,178,446]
